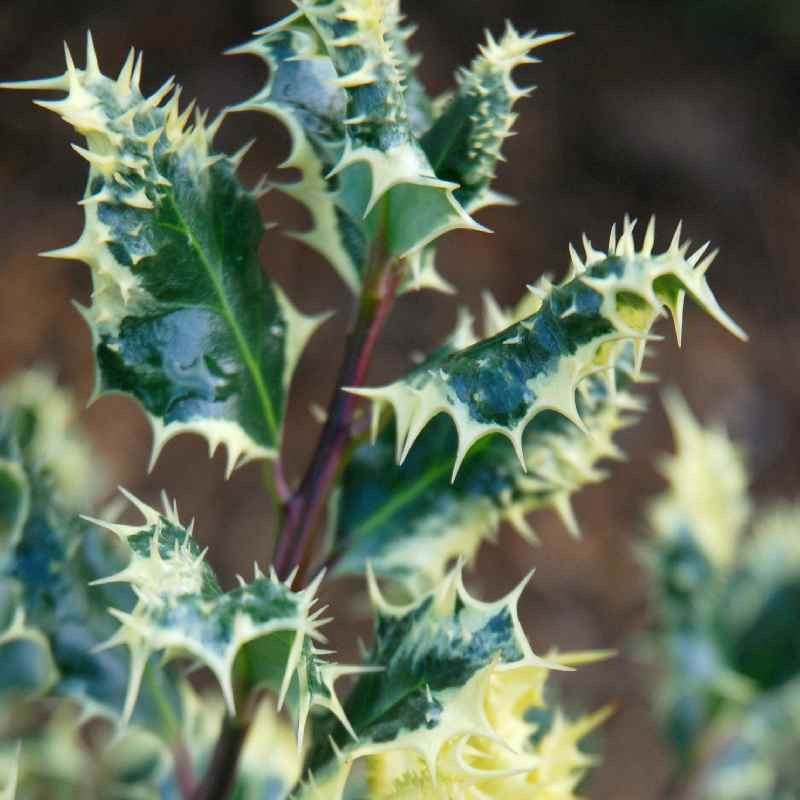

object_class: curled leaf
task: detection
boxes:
[423,23,570,214]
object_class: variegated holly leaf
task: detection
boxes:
[298,564,608,798]
[0,581,58,701]
[386,12,434,140]
[86,490,365,745]
[2,38,324,476]
[648,627,753,761]
[333,291,643,593]
[0,371,181,737]
[233,2,482,295]
[0,370,95,513]
[367,701,610,800]
[294,1,483,257]
[350,217,746,484]
[2,680,302,799]
[422,23,570,215]
[641,391,750,637]
[642,394,755,758]
[648,390,750,575]
[234,10,564,295]
[645,398,800,770]
[228,19,358,291]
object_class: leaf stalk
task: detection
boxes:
[273,201,403,584]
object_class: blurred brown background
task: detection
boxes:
[1,1,799,797]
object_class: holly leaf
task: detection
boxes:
[86,490,364,745]
[648,390,750,575]
[299,564,608,798]
[716,503,800,693]
[229,19,361,291]
[700,676,800,800]
[3,38,323,475]
[296,1,483,256]
[422,23,570,215]
[350,217,746,484]
[642,394,755,758]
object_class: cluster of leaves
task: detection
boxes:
[643,394,800,799]
[0,0,748,797]
[0,370,359,796]
[0,369,610,798]
[337,215,744,595]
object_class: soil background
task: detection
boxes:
[2,1,799,797]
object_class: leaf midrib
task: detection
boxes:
[350,434,495,542]
[349,676,427,734]
[161,196,279,443]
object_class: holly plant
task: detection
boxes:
[0,2,745,798]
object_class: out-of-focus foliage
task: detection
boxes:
[86,489,363,740]
[0,370,183,797]
[699,676,800,800]
[0,370,180,730]
[644,394,800,798]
